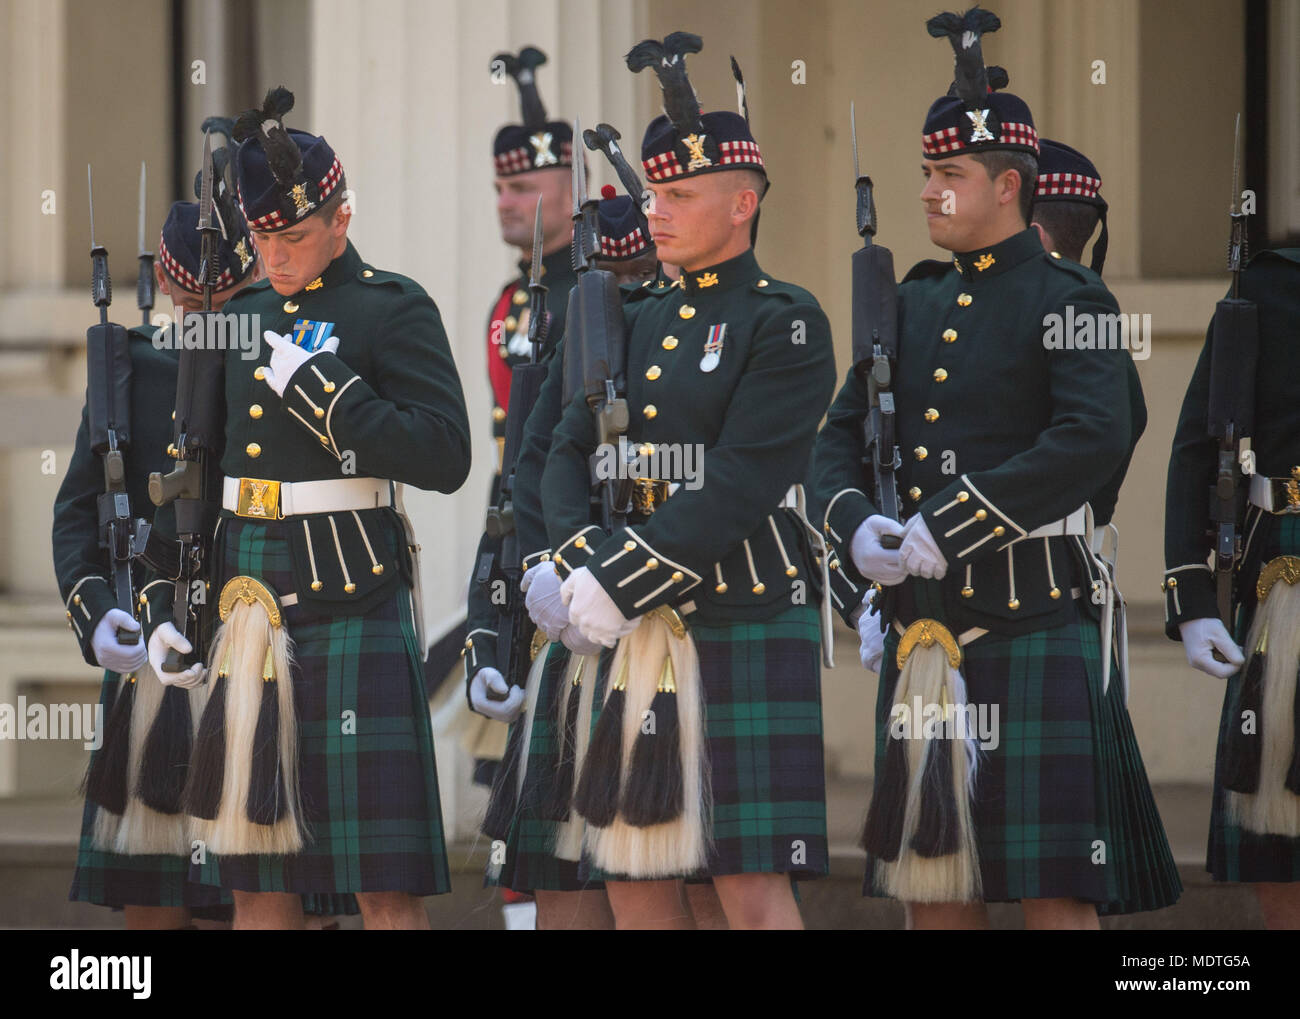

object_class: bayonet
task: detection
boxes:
[196,131,220,310]
[137,162,155,327]
[570,117,600,275]
[851,102,878,241]
[526,195,548,361]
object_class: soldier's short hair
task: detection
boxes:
[971,151,1038,224]
[1030,201,1100,264]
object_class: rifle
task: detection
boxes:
[1206,113,1259,631]
[86,166,144,645]
[566,118,632,532]
[136,162,155,328]
[479,197,551,695]
[148,133,226,672]
[849,103,902,549]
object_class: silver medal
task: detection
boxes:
[699,323,726,373]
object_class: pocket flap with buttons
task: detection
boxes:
[285,507,402,613]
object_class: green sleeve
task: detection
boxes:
[1161,322,1219,635]
[281,290,471,493]
[920,280,1132,567]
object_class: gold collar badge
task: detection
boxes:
[305,276,324,291]
[696,272,719,288]
[974,253,996,272]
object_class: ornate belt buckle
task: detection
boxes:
[236,477,282,519]
[1284,470,1300,512]
[632,478,670,516]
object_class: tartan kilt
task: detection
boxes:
[1208,514,1300,882]
[190,513,450,898]
[583,601,829,881]
[69,669,230,917]
[864,594,1181,914]
[487,642,608,893]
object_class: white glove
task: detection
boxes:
[91,609,148,674]
[898,514,948,580]
[147,622,206,689]
[1179,617,1245,680]
[857,593,885,674]
[469,667,525,723]
[849,515,909,586]
[561,566,640,648]
[560,624,604,656]
[523,561,569,641]
[260,330,341,398]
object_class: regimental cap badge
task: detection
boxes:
[921,8,1038,159]
[232,87,344,233]
[965,107,994,143]
[491,46,573,175]
[290,182,316,217]
[629,33,767,187]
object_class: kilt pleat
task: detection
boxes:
[487,642,603,893]
[190,514,450,898]
[1207,515,1300,882]
[864,595,1180,914]
[582,602,829,882]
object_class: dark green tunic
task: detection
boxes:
[811,227,1178,911]
[813,229,1138,635]
[190,240,471,897]
[1163,248,1300,882]
[541,248,837,879]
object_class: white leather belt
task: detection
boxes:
[1249,474,1300,514]
[660,482,800,510]
[222,476,392,518]
[1021,505,1088,539]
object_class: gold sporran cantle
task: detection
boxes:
[1223,555,1300,836]
[183,575,305,854]
[862,617,983,903]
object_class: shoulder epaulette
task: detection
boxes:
[357,266,422,293]
[748,276,813,303]
[901,259,953,283]
[1247,247,1300,269]
[1042,250,1097,285]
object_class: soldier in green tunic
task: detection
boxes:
[145,88,471,929]
[55,138,259,928]
[541,33,836,929]
[456,46,580,794]
[1164,229,1300,926]
[812,8,1179,928]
